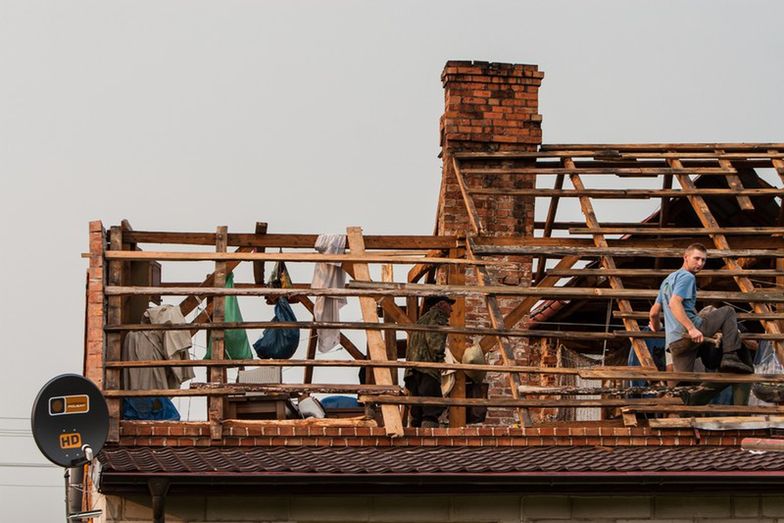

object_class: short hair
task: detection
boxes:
[685,243,707,254]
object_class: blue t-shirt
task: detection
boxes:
[656,268,703,347]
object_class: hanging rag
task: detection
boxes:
[122,304,194,391]
[311,234,347,352]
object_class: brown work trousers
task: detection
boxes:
[669,305,747,405]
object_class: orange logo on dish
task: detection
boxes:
[49,394,90,416]
[59,432,82,449]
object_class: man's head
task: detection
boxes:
[424,295,456,315]
[682,243,707,274]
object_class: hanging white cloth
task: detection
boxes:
[311,234,347,352]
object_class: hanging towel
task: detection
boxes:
[311,234,347,352]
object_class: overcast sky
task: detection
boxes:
[1,1,783,520]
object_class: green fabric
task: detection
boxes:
[204,273,252,360]
[405,307,450,381]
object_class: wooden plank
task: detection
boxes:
[105,227,123,442]
[614,311,784,321]
[671,158,784,367]
[359,395,682,408]
[649,416,784,430]
[106,384,401,397]
[105,250,506,266]
[549,268,784,277]
[454,150,784,160]
[124,231,459,249]
[534,173,564,283]
[461,167,737,176]
[717,156,754,210]
[468,188,784,198]
[407,250,445,283]
[540,143,784,152]
[567,227,784,236]
[109,283,784,304]
[208,226,227,440]
[252,222,268,285]
[381,264,398,385]
[447,248,467,427]
[180,245,254,321]
[346,226,404,436]
[103,357,784,383]
[570,159,655,367]
[472,244,784,258]
[624,404,784,415]
[302,329,318,385]
[452,158,485,234]
[342,263,413,326]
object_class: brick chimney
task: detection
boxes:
[437,61,544,425]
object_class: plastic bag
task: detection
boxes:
[122,398,180,421]
[205,272,252,360]
[253,297,300,359]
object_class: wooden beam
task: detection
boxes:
[302,329,317,385]
[447,247,467,427]
[110,283,784,303]
[461,167,737,176]
[566,158,655,368]
[452,158,485,235]
[548,268,784,277]
[541,143,784,152]
[105,250,505,266]
[123,231,459,250]
[718,156,754,211]
[614,311,784,321]
[382,263,399,386]
[649,416,784,430]
[534,173,564,283]
[208,226,227,440]
[472,244,784,258]
[671,158,784,367]
[566,226,784,236]
[106,383,401,397]
[468,188,783,198]
[359,394,682,409]
[624,404,784,415]
[346,226,404,436]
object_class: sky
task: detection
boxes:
[1,0,783,520]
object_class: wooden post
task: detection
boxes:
[346,226,404,436]
[303,329,318,384]
[447,248,467,427]
[208,226,227,439]
[105,227,123,442]
[382,264,399,385]
[252,222,268,285]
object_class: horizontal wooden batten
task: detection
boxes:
[567,227,784,236]
[454,151,784,160]
[102,359,784,383]
[102,251,495,266]
[472,244,784,259]
[358,395,683,408]
[105,384,401,397]
[105,320,544,338]
[614,330,784,341]
[460,167,737,176]
[613,311,784,321]
[123,231,459,249]
[624,404,784,415]
[547,268,784,277]
[540,143,784,152]
[468,188,784,198]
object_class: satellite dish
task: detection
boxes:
[31,374,109,467]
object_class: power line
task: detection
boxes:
[0,484,61,488]
[0,462,58,468]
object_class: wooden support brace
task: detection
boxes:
[717,155,754,211]
[346,226,404,436]
[105,227,123,441]
[452,157,485,235]
[208,226,227,440]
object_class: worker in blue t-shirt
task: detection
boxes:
[648,244,753,401]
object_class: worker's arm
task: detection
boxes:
[648,301,662,332]
[669,294,703,343]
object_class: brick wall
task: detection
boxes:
[117,421,763,447]
[437,61,543,425]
